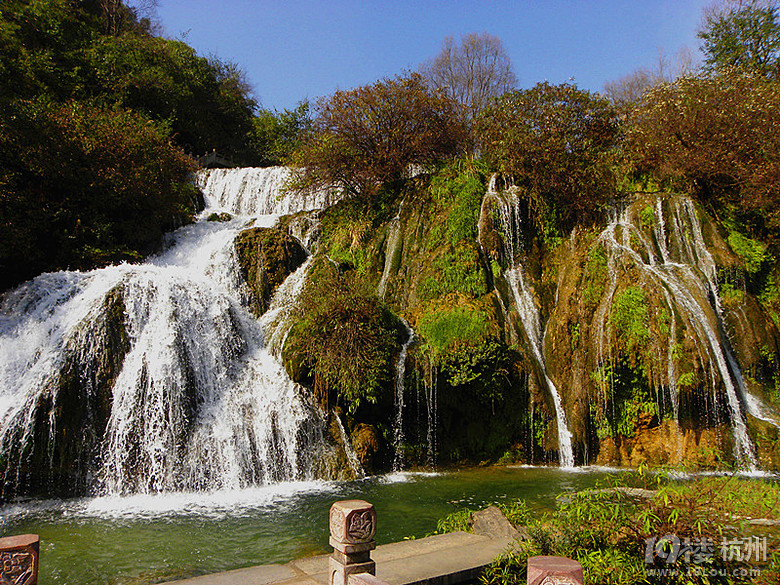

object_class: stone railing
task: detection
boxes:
[329,499,380,585]
[327,499,583,585]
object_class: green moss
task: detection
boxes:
[639,204,655,228]
[418,245,488,301]
[418,305,491,358]
[609,286,649,350]
[728,231,768,274]
[582,246,608,306]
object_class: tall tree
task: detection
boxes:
[290,73,466,201]
[698,0,780,78]
[420,32,517,131]
[478,82,619,225]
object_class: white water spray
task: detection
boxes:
[597,196,760,470]
[0,168,341,496]
[479,179,575,468]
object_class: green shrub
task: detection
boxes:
[0,98,197,290]
[728,231,768,274]
[473,472,780,585]
[609,287,649,350]
[284,260,402,413]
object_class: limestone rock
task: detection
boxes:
[234,226,307,315]
[471,505,520,539]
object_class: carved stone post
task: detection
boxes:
[527,555,583,585]
[0,534,39,585]
[329,500,377,585]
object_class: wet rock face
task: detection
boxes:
[1,286,130,500]
[235,227,308,316]
[350,424,380,471]
[595,420,731,468]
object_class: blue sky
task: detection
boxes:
[155,0,712,112]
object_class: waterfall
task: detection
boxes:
[597,195,759,470]
[198,167,340,216]
[333,412,365,478]
[479,180,575,468]
[0,167,339,498]
[392,319,414,471]
[426,365,438,468]
[377,201,405,299]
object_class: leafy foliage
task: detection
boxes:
[252,101,312,166]
[284,259,402,414]
[625,70,780,242]
[0,99,197,289]
[478,82,620,227]
[699,0,780,78]
[289,73,467,201]
[609,286,650,352]
[0,0,261,289]
[475,472,780,585]
[430,158,488,244]
[87,33,258,161]
[728,230,769,273]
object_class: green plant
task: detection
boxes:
[640,204,656,228]
[472,472,780,585]
[430,160,487,245]
[434,508,474,534]
[609,287,649,350]
[583,246,609,306]
[289,73,466,202]
[728,231,769,274]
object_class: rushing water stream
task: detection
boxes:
[597,196,763,470]
[479,180,575,468]
[0,168,338,498]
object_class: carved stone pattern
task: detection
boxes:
[0,551,34,585]
[330,507,345,539]
[347,510,374,541]
[540,577,577,585]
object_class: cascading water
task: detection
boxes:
[198,167,339,216]
[596,195,761,470]
[377,201,405,299]
[391,320,415,471]
[479,178,575,468]
[0,167,339,498]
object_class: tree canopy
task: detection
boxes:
[420,32,517,135]
[290,73,466,201]
[478,82,620,225]
[699,0,780,78]
[0,0,262,290]
[626,70,780,239]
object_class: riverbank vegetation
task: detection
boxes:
[435,469,780,584]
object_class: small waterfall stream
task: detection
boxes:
[597,196,760,470]
[0,168,338,497]
[377,201,405,299]
[479,179,575,468]
[392,320,415,471]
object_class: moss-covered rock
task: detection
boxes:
[350,423,381,471]
[235,226,308,315]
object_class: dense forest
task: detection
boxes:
[0,0,306,289]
